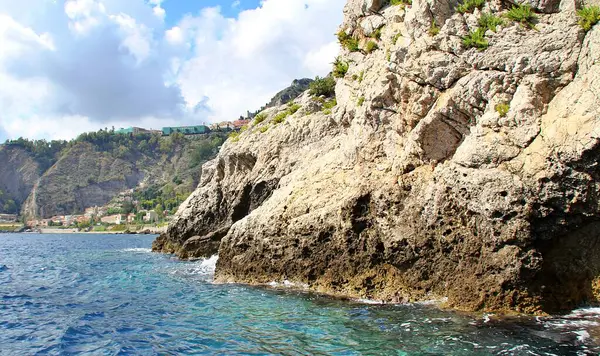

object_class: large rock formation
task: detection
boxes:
[154,0,600,314]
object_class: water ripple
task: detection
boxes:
[1,233,599,355]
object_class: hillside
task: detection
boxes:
[154,0,600,315]
[0,130,226,219]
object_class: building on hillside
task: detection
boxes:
[210,121,234,132]
[0,214,17,222]
[162,125,211,136]
[116,127,158,135]
[143,210,159,223]
[127,213,136,224]
[101,214,123,225]
[233,119,250,129]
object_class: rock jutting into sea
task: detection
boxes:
[153,0,600,314]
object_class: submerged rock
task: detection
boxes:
[154,0,600,314]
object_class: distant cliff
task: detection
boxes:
[0,130,227,219]
[0,146,41,214]
[155,0,600,315]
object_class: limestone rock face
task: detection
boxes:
[155,0,600,314]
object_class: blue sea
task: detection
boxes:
[1,233,599,355]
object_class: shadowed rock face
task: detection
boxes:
[154,0,600,314]
[0,146,41,212]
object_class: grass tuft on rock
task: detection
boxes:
[253,113,267,125]
[577,6,600,32]
[462,28,489,50]
[457,0,485,14]
[505,4,537,28]
[478,12,504,32]
[357,96,365,107]
[495,103,510,117]
[365,41,379,53]
[429,20,440,36]
[322,98,337,115]
[390,0,412,6]
[371,27,382,40]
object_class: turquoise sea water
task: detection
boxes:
[1,233,599,355]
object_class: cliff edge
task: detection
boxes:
[153,0,600,314]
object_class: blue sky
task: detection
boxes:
[0,0,345,142]
[162,0,262,26]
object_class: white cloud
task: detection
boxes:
[64,0,106,35]
[165,26,184,45]
[175,0,345,121]
[110,13,153,63]
[0,0,346,141]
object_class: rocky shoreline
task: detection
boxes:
[154,0,600,315]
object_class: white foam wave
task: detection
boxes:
[266,280,308,289]
[354,298,386,305]
[168,255,219,281]
[120,248,152,253]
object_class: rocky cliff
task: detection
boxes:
[154,0,600,314]
[0,146,41,213]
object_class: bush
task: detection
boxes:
[392,32,402,45]
[357,96,365,106]
[429,20,440,36]
[365,40,379,53]
[253,113,267,125]
[309,76,336,97]
[332,57,349,78]
[390,0,412,5]
[259,126,269,133]
[456,0,485,14]
[495,103,510,117]
[505,4,537,28]
[462,28,489,50]
[478,13,504,32]
[577,6,600,31]
[337,30,360,52]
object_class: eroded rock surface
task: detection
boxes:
[154,0,600,314]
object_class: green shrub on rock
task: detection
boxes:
[457,0,485,14]
[462,28,489,50]
[357,96,365,106]
[309,76,336,97]
[577,6,600,32]
[506,4,537,28]
[337,30,359,52]
[332,57,349,78]
[495,103,510,117]
[478,12,504,32]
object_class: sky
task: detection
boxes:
[0,0,345,142]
